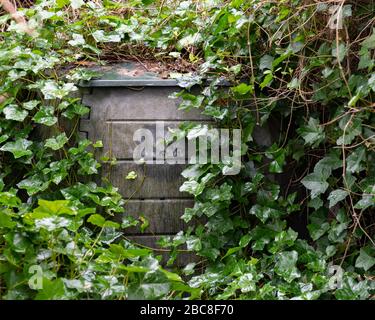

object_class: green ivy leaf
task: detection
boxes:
[22,100,39,110]
[0,211,16,228]
[275,251,301,283]
[33,106,57,126]
[346,147,366,173]
[35,278,67,300]
[301,173,329,199]
[355,247,375,271]
[232,83,253,95]
[332,42,347,63]
[260,71,273,89]
[297,117,325,147]
[265,144,286,173]
[336,117,362,145]
[335,277,369,300]
[0,138,32,158]
[3,104,28,122]
[45,133,68,150]
[87,214,106,227]
[249,204,283,223]
[17,176,50,196]
[362,29,375,49]
[125,171,137,180]
[259,55,274,71]
[179,180,204,196]
[328,189,349,208]
[34,199,75,216]
[308,221,330,241]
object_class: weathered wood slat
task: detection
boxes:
[81,87,209,121]
[119,199,194,234]
[101,162,190,198]
[80,120,189,160]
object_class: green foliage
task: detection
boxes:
[0,0,374,300]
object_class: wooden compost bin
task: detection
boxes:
[78,62,208,265]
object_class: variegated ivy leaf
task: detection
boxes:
[45,133,68,151]
[3,104,28,122]
[328,189,349,208]
[32,106,57,126]
[0,138,32,158]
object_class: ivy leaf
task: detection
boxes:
[17,176,50,196]
[346,147,366,173]
[275,251,301,283]
[328,189,349,208]
[93,140,103,148]
[332,42,347,63]
[177,94,204,110]
[368,73,375,92]
[336,117,362,145]
[232,83,253,95]
[33,106,57,126]
[308,197,323,210]
[45,133,68,150]
[68,33,85,46]
[62,103,90,119]
[139,215,149,233]
[186,237,202,251]
[301,173,329,199]
[87,214,106,227]
[35,216,71,231]
[177,33,203,48]
[328,221,349,243]
[35,278,67,300]
[238,273,257,293]
[355,247,375,271]
[23,100,39,110]
[3,104,28,122]
[179,180,204,196]
[70,0,85,10]
[182,263,196,276]
[0,211,16,228]
[297,117,325,147]
[308,221,330,241]
[314,151,342,177]
[78,157,99,175]
[335,277,369,300]
[259,55,274,71]
[362,29,375,49]
[92,30,121,43]
[0,134,9,144]
[239,234,251,247]
[125,171,137,180]
[0,138,32,158]
[221,246,241,260]
[34,199,75,216]
[265,144,286,173]
[40,81,77,100]
[268,228,298,254]
[249,204,283,223]
[260,72,273,89]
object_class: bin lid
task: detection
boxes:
[78,61,230,88]
[79,61,180,87]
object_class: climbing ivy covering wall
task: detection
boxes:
[0,0,374,299]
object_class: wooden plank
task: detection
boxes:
[102,162,191,198]
[80,120,189,160]
[118,199,194,234]
[81,87,210,121]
